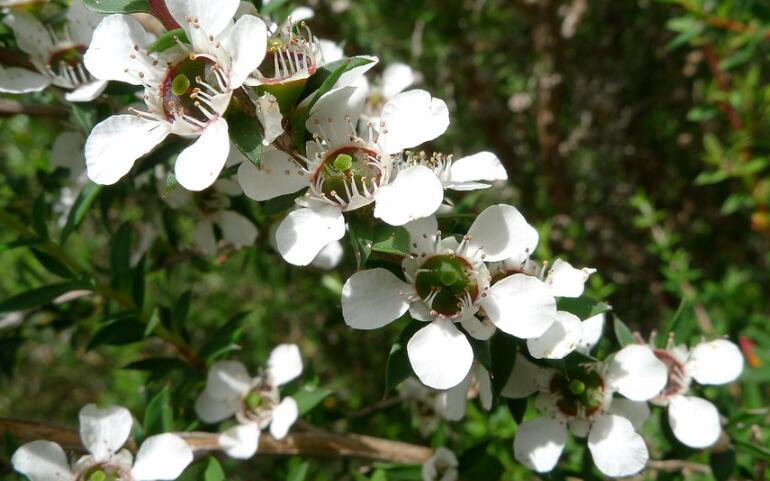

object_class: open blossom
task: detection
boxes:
[435,363,492,421]
[504,345,668,477]
[83,0,267,191]
[487,257,596,359]
[0,1,107,101]
[342,204,565,389]
[12,404,193,481]
[238,80,452,265]
[422,447,459,481]
[644,338,743,448]
[359,62,417,124]
[163,176,258,256]
[195,344,303,459]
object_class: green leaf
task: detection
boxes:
[290,56,375,151]
[384,320,421,393]
[147,28,190,53]
[144,387,174,436]
[710,448,736,481]
[458,443,504,480]
[657,299,693,347]
[61,183,103,243]
[202,457,225,481]
[507,398,527,424]
[612,316,635,347]
[490,333,518,396]
[227,109,264,167]
[132,255,146,308]
[292,386,332,416]
[262,189,305,215]
[287,462,309,481]
[32,194,48,240]
[124,357,188,378]
[82,0,150,14]
[71,103,98,132]
[469,337,491,371]
[198,311,248,361]
[371,225,410,257]
[31,249,75,279]
[347,214,373,266]
[735,439,770,460]
[87,317,146,350]
[0,281,90,314]
[261,0,289,14]
[110,223,133,290]
[557,296,610,320]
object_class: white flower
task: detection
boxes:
[342,205,561,389]
[646,338,743,448]
[504,345,667,477]
[239,82,450,265]
[359,62,417,124]
[83,0,268,191]
[422,447,458,481]
[194,344,303,459]
[12,404,193,481]
[310,240,344,270]
[163,176,258,256]
[487,257,596,359]
[435,363,492,421]
[0,1,107,101]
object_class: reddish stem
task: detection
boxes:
[148,0,181,31]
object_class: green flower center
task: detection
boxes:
[314,147,382,205]
[48,46,87,76]
[245,390,264,410]
[80,465,128,481]
[550,368,605,417]
[415,255,478,316]
[161,57,217,123]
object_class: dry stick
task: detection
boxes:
[0,418,433,464]
[0,99,69,118]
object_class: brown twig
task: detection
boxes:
[0,418,433,464]
[0,99,69,118]
[701,44,743,131]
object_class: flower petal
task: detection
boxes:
[311,240,344,270]
[214,210,258,248]
[373,165,444,226]
[380,89,449,154]
[222,15,267,87]
[668,395,721,448]
[3,11,54,56]
[435,371,471,421]
[513,417,567,473]
[608,398,650,431]
[307,86,366,145]
[476,364,493,410]
[65,0,102,45]
[218,423,260,459]
[466,204,538,263]
[460,315,496,340]
[131,434,193,481]
[79,404,133,462]
[342,268,412,329]
[84,15,158,85]
[201,361,251,405]
[165,0,239,37]
[576,312,604,355]
[12,441,73,481]
[51,132,85,176]
[688,339,744,385]
[587,414,648,477]
[193,218,218,256]
[545,259,596,298]
[85,114,169,185]
[606,344,668,401]
[447,151,507,190]
[381,63,416,99]
[0,66,50,93]
[256,93,284,145]
[481,274,556,339]
[237,148,307,201]
[403,216,439,257]
[501,353,551,399]
[407,319,473,390]
[267,343,303,386]
[527,310,581,359]
[276,206,346,266]
[269,397,298,439]
[194,389,240,424]
[174,117,230,191]
[65,80,108,103]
